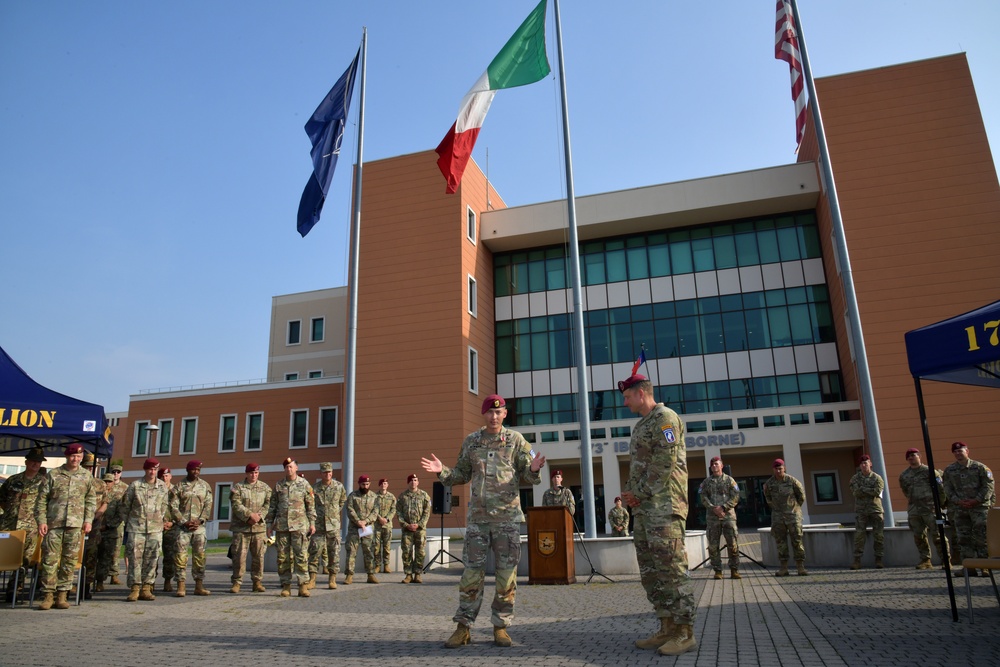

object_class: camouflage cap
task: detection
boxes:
[102,473,115,482]
[110,464,123,473]
[83,451,95,465]
[319,462,333,472]
[25,447,47,463]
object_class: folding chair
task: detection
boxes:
[72,533,87,605]
[0,530,27,609]
[963,507,1000,623]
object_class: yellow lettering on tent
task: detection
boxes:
[0,407,57,428]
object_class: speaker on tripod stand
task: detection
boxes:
[424,482,463,571]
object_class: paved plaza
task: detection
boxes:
[2,535,998,666]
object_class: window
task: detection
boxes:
[813,471,842,504]
[215,483,232,522]
[466,206,477,244]
[308,370,322,379]
[319,407,338,447]
[468,347,479,394]
[245,413,263,451]
[311,317,325,342]
[156,419,173,456]
[468,274,478,317]
[287,320,301,345]
[285,373,299,381]
[133,421,152,457]
[290,409,308,449]
[181,417,198,454]
[219,414,237,452]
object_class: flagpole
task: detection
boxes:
[552,0,596,539]
[342,27,367,513]
[786,0,893,525]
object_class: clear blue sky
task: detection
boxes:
[2,1,998,413]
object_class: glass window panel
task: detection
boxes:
[606,248,627,282]
[515,333,532,371]
[677,316,702,356]
[546,257,567,290]
[653,302,675,319]
[496,338,514,374]
[648,244,671,277]
[587,325,611,365]
[702,314,725,354]
[812,303,835,342]
[655,318,680,358]
[609,306,632,324]
[723,311,749,352]
[713,235,738,269]
[528,259,546,292]
[670,240,693,274]
[627,246,649,279]
[320,408,338,446]
[744,309,770,349]
[767,307,792,346]
[584,253,606,285]
[530,332,548,370]
[691,237,715,272]
[247,414,262,451]
[788,304,813,344]
[549,330,572,368]
[611,322,634,363]
[776,375,799,393]
[512,262,529,295]
[757,229,780,263]
[735,232,760,266]
[777,225,801,261]
[675,300,698,317]
[699,297,721,314]
[800,223,822,258]
[720,294,743,312]
[494,265,511,297]
[632,320,656,357]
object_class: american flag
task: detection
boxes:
[775,0,807,146]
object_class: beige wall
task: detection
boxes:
[267,287,348,382]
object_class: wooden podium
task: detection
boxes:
[526,506,576,584]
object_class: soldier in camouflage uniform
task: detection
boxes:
[229,462,272,593]
[0,447,47,602]
[699,456,741,579]
[421,394,544,649]
[96,463,128,588]
[943,441,995,576]
[372,478,396,574]
[266,457,316,597]
[81,451,109,599]
[396,472,431,583]
[849,454,885,569]
[156,468,179,591]
[608,497,630,537]
[763,458,808,577]
[307,462,347,590]
[899,448,949,569]
[344,474,379,584]
[542,469,576,518]
[118,458,172,602]
[169,460,214,597]
[617,375,696,657]
[34,443,97,610]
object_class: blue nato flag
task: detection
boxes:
[297,48,360,237]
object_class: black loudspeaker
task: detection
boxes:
[432,481,452,515]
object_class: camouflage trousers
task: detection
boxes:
[39,527,84,593]
[83,528,102,583]
[231,531,267,584]
[706,516,740,571]
[173,529,207,582]
[633,513,696,625]
[952,506,989,560]
[908,507,948,562]
[308,530,343,575]
[372,524,393,568]
[344,530,375,575]
[125,531,162,587]
[454,521,520,628]
[161,526,179,582]
[854,510,884,558]
[97,526,123,581]
[611,527,628,537]
[275,531,309,585]
[400,527,427,575]
[770,512,805,561]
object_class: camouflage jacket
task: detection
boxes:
[374,491,396,527]
[101,480,129,531]
[699,473,740,521]
[899,465,945,512]
[0,471,47,531]
[542,486,576,515]
[608,506,630,533]
[396,488,431,528]
[169,477,214,534]
[346,489,379,528]
[624,404,688,519]
[313,479,347,533]
[35,464,97,529]
[763,474,805,517]
[118,478,171,534]
[849,471,884,515]
[230,480,272,534]
[267,476,316,533]
[943,459,995,507]
[438,426,541,524]
[90,475,109,531]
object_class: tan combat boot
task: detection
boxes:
[126,585,140,602]
[731,569,742,580]
[230,581,241,594]
[298,583,310,598]
[194,579,211,596]
[95,579,105,592]
[713,570,723,580]
[110,575,121,585]
[382,565,390,574]
[494,626,513,647]
[38,592,55,610]
[444,623,471,648]
[776,560,789,577]
[343,573,353,585]
[402,574,412,584]
[174,580,186,597]
[657,624,698,656]
[916,559,932,570]
[796,560,809,576]
[163,578,173,592]
[328,574,338,589]
[54,591,70,609]
[367,573,379,584]
[412,573,422,584]
[307,573,317,590]
[139,584,156,601]
[252,580,266,593]
[280,583,291,597]
[636,617,675,650]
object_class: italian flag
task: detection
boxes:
[436,0,551,194]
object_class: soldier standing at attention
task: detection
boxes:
[157,468,179,591]
[81,451,109,599]
[699,455,741,580]
[421,394,545,649]
[119,458,172,602]
[899,447,949,570]
[372,478,396,574]
[344,474,379,584]
[608,497,630,537]
[618,374,696,657]
[307,462,347,590]
[229,462,272,594]
[542,469,576,517]
[850,454,885,570]
[0,447,47,602]
[96,463,128,590]
[943,441,995,576]
[763,459,808,577]
[396,473,431,584]
[266,457,316,597]
[34,443,96,611]
[169,460,214,596]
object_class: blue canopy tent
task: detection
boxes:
[904,299,1000,622]
[0,345,112,460]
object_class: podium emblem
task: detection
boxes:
[537,530,557,556]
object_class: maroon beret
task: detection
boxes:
[710,456,722,464]
[186,460,202,471]
[482,394,506,414]
[617,374,647,393]
[905,448,919,459]
[614,496,622,503]
[378,478,388,485]
[551,469,563,478]
[358,474,370,483]
[407,473,417,483]
[859,454,871,463]
[143,457,160,470]
[245,462,260,473]
[65,443,84,455]
[157,467,171,478]
[772,458,785,468]
[951,441,968,452]
[282,457,296,467]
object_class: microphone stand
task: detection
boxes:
[423,510,463,572]
[571,503,613,584]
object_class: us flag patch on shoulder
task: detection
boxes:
[661,425,676,444]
